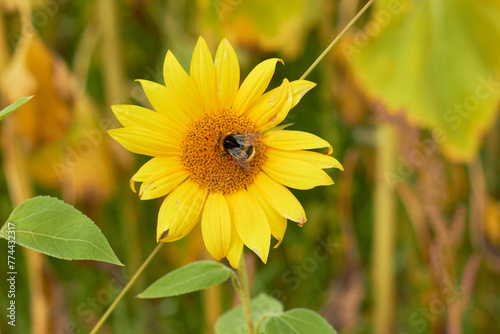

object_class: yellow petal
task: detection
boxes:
[289,80,316,109]
[131,156,183,192]
[191,37,218,114]
[245,79,293,131]
[137,79,191,133]
[201,192,231,260]
[226,191,270,264]
[163,51,204,119]
[248,185,287,248]
[108,127,181,157]
[157,179,208,242]
[215,38,240,111]
[232,58,283,115]
[265,148,344,170]
[132,157,178,181]
[246,80,316,130]
[138,169,188,200]
[226,217,243,269]
[250,172,306,225]
[263,130,333,154]
[263,148,334,190]
[111,104,183,140]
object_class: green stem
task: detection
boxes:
[230,254,254,334]
[299,0,375,80]
[254,314,272,334]
[373,125,397,334]
[89,242,164,334]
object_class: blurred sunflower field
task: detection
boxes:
[1,0,500,333]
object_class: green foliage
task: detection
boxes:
[216,293,336,334]
[0,196,122,266]
[349,0,500,161]
[138,261,231,298]
[265,308,337,334]
[0,96,34,121]
[216,293,283,334]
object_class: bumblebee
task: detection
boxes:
[219,132,262,170]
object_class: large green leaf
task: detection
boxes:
[215,293,284,334]
[265,308,337,334]
[0,196,122,265]
[348,0,500,161]
[138,261,231,298]
[0,95,34,121]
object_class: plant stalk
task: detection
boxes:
[299,0,375,80]
[373,124,397,333]
[89,242,164,334]
[232,254,254,334]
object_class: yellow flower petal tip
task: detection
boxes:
[108,37,341,265]
[129,178,137,193]
[252,248,268,264]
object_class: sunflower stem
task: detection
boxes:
[232,253,254,334]
[89,242,164,334]
[299,0,375,80]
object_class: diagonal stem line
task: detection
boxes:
[89,242,164,334]
[299,0,375,80]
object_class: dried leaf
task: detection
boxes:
[0,36,74,145]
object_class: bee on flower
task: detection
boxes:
[109,37,343,268]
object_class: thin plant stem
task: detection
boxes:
[90,242,164,334]
[230,254,254,334]
[97,0,124,105]
[254,314,272,334]
[373,125,397,333]
[299,0,375,80]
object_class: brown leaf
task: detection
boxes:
[1,35,75,145]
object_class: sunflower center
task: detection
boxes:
[181,111,266,193]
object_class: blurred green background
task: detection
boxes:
[1,0,499,333]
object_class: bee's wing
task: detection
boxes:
[233,133,262,145]
[227,147,252,170]
[234,157,251,170]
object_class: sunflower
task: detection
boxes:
[109,37,343,268]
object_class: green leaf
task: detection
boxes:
[265,308,337,334]
[138,261,231,298]
[348,0,500,161]
[0,196,122,265]
[215,293,283,334]
[0,95,34,121]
